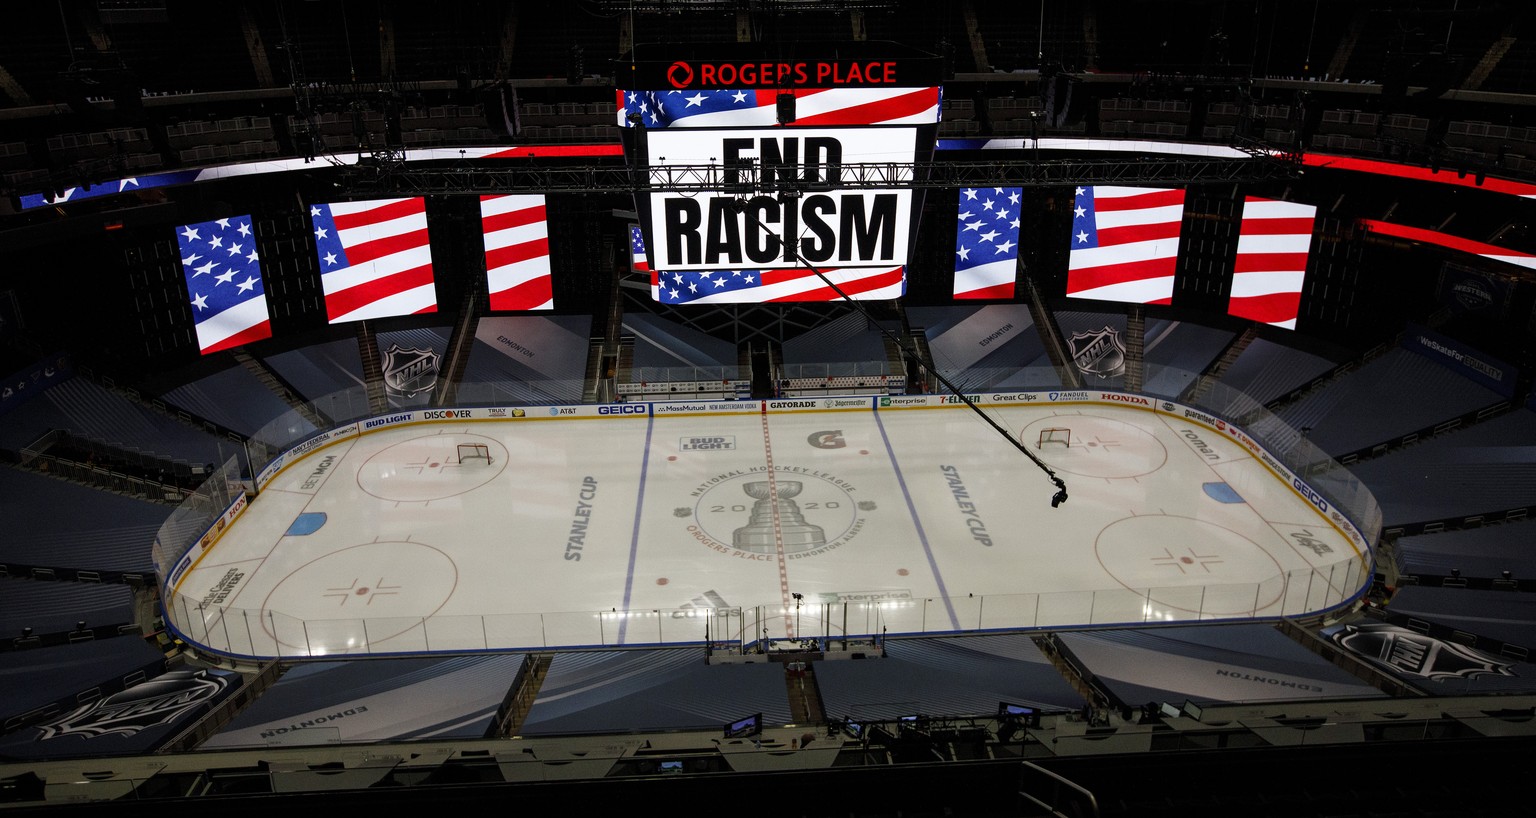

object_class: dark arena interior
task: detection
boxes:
[4,1,1536,815]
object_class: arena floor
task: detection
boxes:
[168,400,1371,660]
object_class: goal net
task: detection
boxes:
[456,443,492,465]
[1036,427,1072,449]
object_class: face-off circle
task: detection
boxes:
[1094,514,1286,616]
[259,540,458,653]
[356,434,508,502]
[1022,414,1169,480]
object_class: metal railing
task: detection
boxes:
[164,559,1365,662]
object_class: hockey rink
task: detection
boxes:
[167,396,1373,660]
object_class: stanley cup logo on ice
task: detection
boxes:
[733,480,826,554]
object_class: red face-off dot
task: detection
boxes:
[356,588,369,595]
[897,568,909,576]
[668,456,678,461]
[656,577,669,585]
[1181,557,1194,564]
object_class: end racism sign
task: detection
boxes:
[645,127,917,272]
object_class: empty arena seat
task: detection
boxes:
[1271,347,1509,458]
[1347,407,1536,530]
[0,577,136,639]
[0,469,169,572]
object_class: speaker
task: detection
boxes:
[482,84,517,138]
[776,93,796,124]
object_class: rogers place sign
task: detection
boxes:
[663,59,902,89]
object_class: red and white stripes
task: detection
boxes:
[1228,197,1317,330]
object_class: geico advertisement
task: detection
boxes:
[646,127,915,271]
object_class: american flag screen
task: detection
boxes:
[309,197,438,324]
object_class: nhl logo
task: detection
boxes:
[1328,622,1515,682]
[36,669,234,739]
[1068,326,1126,380]
[382,344,440,398]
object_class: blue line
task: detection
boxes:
[617,412,656,644]
[873,409,961,630]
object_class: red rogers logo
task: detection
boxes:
[667,61,694,89]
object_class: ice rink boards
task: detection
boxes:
[167,392,1373,659]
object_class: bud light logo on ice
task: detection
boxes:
[682,435,735,451]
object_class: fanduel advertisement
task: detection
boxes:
[645,127,917,272]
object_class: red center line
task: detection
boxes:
[759,401,794,639]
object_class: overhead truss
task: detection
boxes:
[335,153,1302,197]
